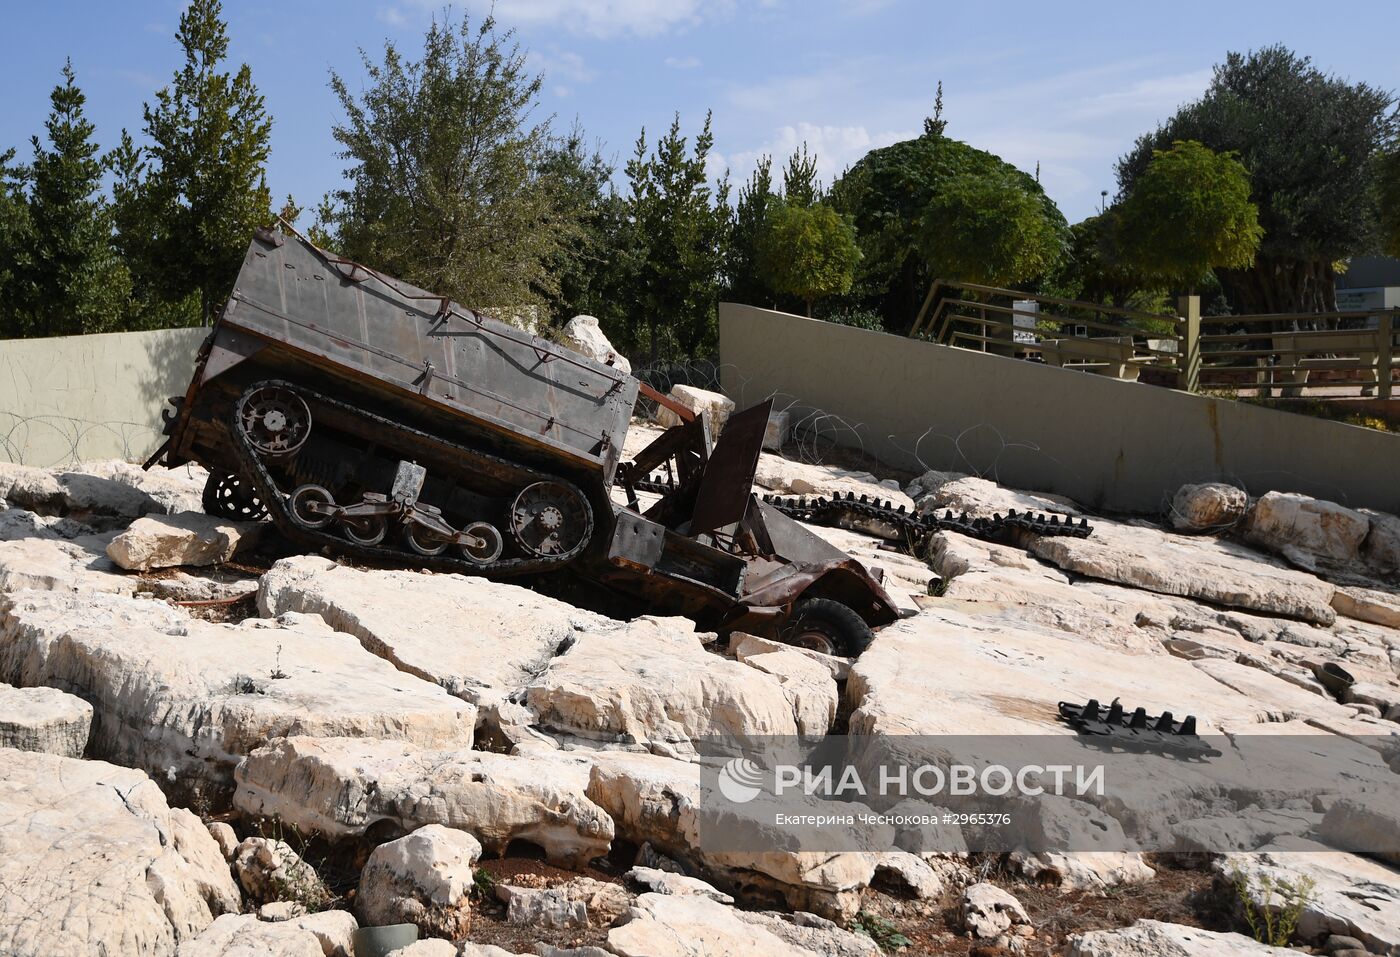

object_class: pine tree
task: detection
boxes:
[10,62,131,337]
[0,148,32,336]
[619,113,731,363]
[781,143,819,207]
[725,155,775,307]
[115,0,271,323]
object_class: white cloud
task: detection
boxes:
[528,48,597,84]
[721,122,917,192]
[665,55,702,70]
[382,0,730,38]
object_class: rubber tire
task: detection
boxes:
[784,598,874,658]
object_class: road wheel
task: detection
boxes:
[782,598,873,658]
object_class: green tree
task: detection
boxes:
[536,122,616,324]
[115,0,270,324]
[325,12,584,319]
[6,63,131,338]
[615,113,731,363]
[781,143,820,208]
[1117,46,1395,313]
[0,148,32,334]
[724,155,775,307]
[757,202,859,316]
[1381,149,1400,258]
[830,126,1066,326]
[916,168,1064,288]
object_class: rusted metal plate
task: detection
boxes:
[689,398,772,535]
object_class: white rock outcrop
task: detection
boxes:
[523,615,802,754]
[652,385,735,432]
[2,460,205,519]
[106,510,261,571]
[0,533,133,594]
[0,681,92,756]
[1170,482,1249,532]
[0,591,476,800]
[1028,518,1337,624]
[608,892,875,957]
[174,913,328,957]
[0,749,239,957]
[233,836,332,909]
[234,736,613,869]
[1243,491,1371,568]
[1068,919,1296,956]
[562,314,631,375]
[358,825,481,939]
[259,556,610,708]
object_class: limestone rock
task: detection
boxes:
[107,510,261,571]
[919,475,1081,520]
[763,408,790,450]
[0,749,239,957]
[208,822,240,860]
[1361,508,1400,575]
[286,910,358,957]
[234,736,613,869]
[1219,849,1400,953]
[962,881,1031,939]
[1320,798,1400,866]
[523,616,802,754]
[1244,491,1370,567]
[1333,585,1400,629]
[904,469,969,502]
[752,455,916,513]
[626,866,734,903]
[139,569,260,603]
[0,681,91,756]
[234,836,332,909]
[0,532,133,594]
[735,909,881,957]
[562,315,631,375]
[259,556,610,708]
[1171,482,1249,532]
[501,885,588,929]
[4,460,205,520]
[175,913,326,957]
[1028,518,1337,625]
[733,642,838,737]
[1068,919,1296,956]
[609,892,846,957]
[387,942,458,957]
[359,825,480,939]
[0,591,476,802]
[652,384,734,432]
[730,631,852,681]
[0,505,93,541]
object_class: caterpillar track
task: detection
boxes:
[757,490,1093,548]
[226,380,592,576]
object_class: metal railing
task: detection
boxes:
[1197,309,1397,401]
[908,280,1192,387]
[909,280,1398,402]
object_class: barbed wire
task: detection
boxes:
[1,413,162,469]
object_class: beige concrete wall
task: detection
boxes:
[0,327,206,467]
[720,303,1400,515]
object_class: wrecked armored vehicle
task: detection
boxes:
[151,227,899,655]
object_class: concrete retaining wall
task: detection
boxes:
[719,302,1400,515]
[0,327,206,467]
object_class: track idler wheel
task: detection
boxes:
[203,472,267,521]
[508,480,593,560]
[288,484,335,529]
[403,521,450,557]
[342,513,388,546]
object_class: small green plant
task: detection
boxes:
[472,868,498,899]
[851,910,911,953]
[1231,867,1316,947]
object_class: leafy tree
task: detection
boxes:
[4,63,131,338]
[1381,149,1400,258]
[757,202,859,316]
[724,155,775,307]
[830,128,1066,326]
[0,148,31,333]
[114,0,271,324]
[1117,46,1395,313]
[325,12,585,319]
[536,122,616,324]
[614,113,731,363]
[1054,211,1141,307]
[916,168,1065,287]
[1115,140,1262,289]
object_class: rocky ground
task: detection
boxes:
[1,434,1398,957]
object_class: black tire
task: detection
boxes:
[203,472,267,522]
[782,598,874,658]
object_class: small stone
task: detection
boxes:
[1170,483,1248,532]
[652,385,735,432]
[106,511,260,571]
[503,886,589,930]
[562,314,631,375]
[207,821,239,860]
[0,682,92,757]
[962,882,1031,939]
[258,900,307,921]
[358,824,481,940]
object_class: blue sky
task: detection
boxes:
[2,0,1397,224]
